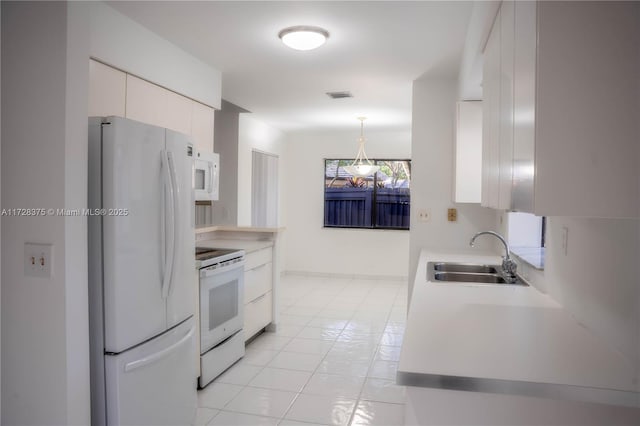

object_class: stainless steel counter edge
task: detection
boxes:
[396,371,640,408]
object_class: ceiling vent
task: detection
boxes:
[326,91,353,99]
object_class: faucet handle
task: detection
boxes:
[501,256,518,280]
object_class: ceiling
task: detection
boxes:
[109,1,473,132]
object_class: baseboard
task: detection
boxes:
[282,270,407,282]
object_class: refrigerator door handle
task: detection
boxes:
[161,151,175,300]
[167,151,179,298]
[123,326,195,373]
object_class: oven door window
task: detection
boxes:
[208,279,238,330]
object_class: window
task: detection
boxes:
[324,159,411,230]
[507,212,546,269]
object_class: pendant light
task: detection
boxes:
[344,117,380,178]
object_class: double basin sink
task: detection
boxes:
[427,262,527,286]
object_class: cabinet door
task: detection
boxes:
[481,10,501,208]
[166,91,193,136]
[244,262,273,304]
[498,1,514,210]
[244,291,272,342]
[88,59,126,117]
[535,1,640,217]
[191,101,215,153]
[512,1,537,213]
[125,74,168,128]
[454,101,483,203]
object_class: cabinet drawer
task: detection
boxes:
[244,247,272,271]
[244,291,272,342]
[244,262,272,304]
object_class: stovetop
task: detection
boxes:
[195,246,245,269]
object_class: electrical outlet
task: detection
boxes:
[447,208,457,222]
[418,209,431,222]
[24,243,53,278]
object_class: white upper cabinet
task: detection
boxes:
[89,59,126,118]
[481,9,502,209]
[482,1,640,217]
[533,1,639,217]
[165,90,193,136]
[511,0,537,213]
[90,60,218,154]
[191,101,215,154]
[498,0,514,211]
[125,74,168,128]
[454,101,483,203]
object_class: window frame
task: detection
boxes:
[323,158,411,231]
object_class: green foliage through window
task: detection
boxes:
[324,159,411,229]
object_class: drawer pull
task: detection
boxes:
[250,293,267,304]
[251,263,268,271]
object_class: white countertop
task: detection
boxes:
[398,249,638,407]
[195,225,284,235]
[197,239,273,254]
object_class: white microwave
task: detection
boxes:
[193,150,219,201]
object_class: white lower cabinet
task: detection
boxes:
[244,262,273,304]
[244,291,273,341]
[243,247,274,341]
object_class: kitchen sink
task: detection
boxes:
[432,262,498,274]
[427,262,528,286]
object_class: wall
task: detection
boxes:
[409,77,497,293]
[210,100,248,226]
[1,3,2,418]
[284,128,411,278]
[1,2,90,424]
[237,114,287,228]
[1,2,223,423]
[498,212,640,385]
[88,2,221,108]
[544,218,639,374]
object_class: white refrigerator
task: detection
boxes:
[88,116,197,426]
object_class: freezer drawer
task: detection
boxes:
[104,317,197,426]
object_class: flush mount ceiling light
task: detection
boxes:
[344,117,380,178]
[278,26,329,51]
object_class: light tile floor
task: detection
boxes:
[197,275,408,426]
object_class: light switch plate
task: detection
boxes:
[24,243,53,278]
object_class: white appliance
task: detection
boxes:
[88,116,197,426]
[194,150,219,201]
[195,247,245,388]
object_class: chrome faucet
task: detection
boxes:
[469,231,518,283]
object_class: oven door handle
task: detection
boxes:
[200,261,245,278]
